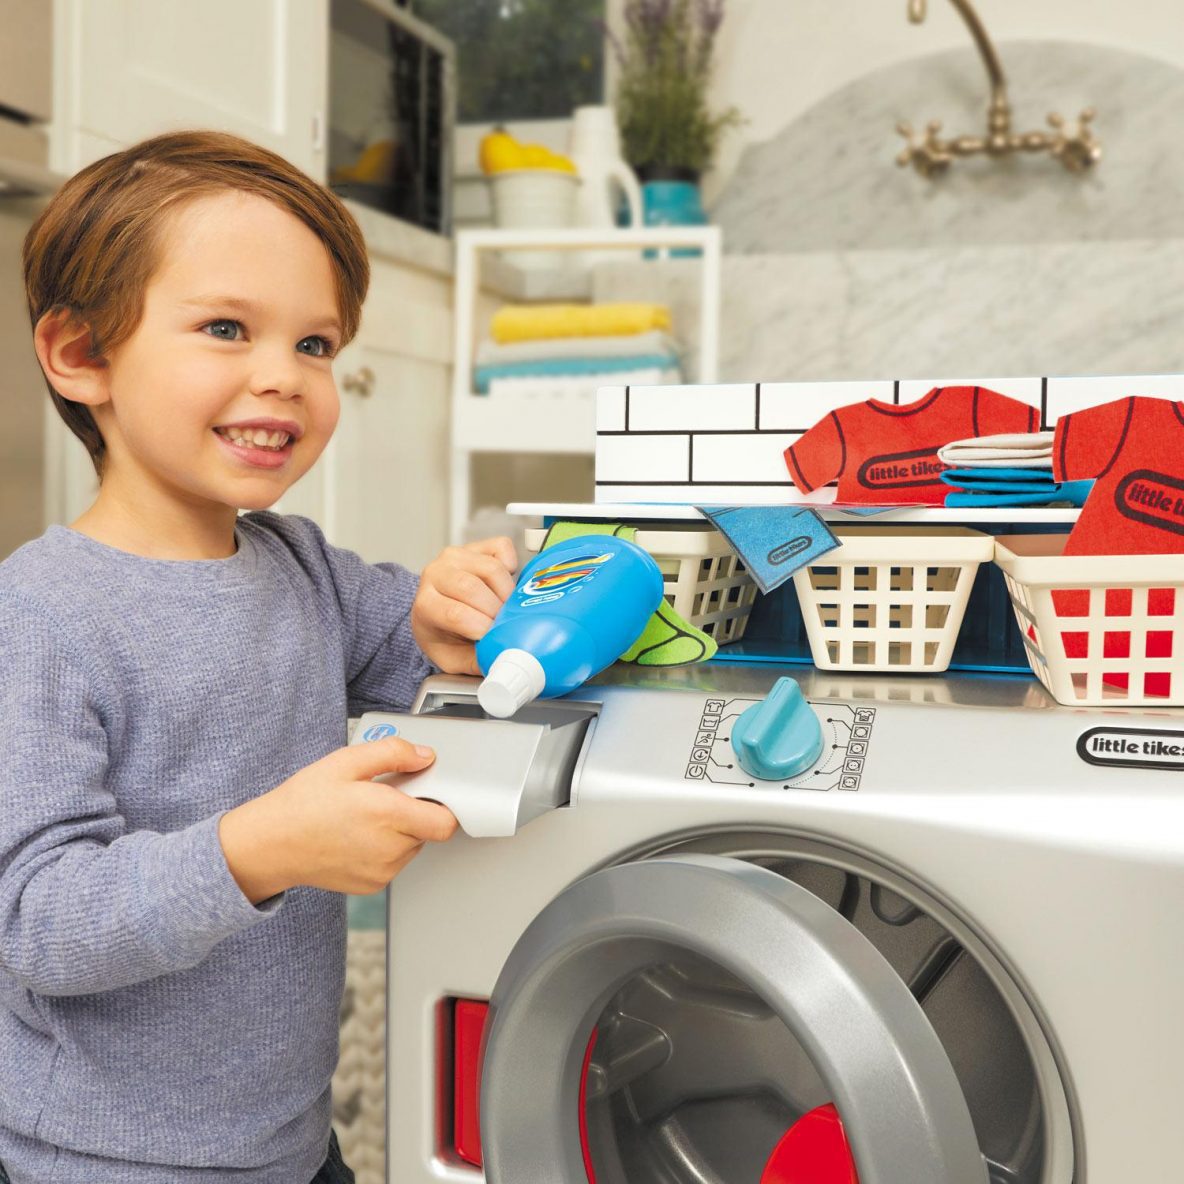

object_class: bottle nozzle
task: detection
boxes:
[477,649,547,718]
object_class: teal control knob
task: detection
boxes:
[731,677,824,781]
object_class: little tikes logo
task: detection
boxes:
[857,447,945,490]
[520,551,613,603]
[361,722,398,741]
[768,537,812,566]
[1115,469,1184,536]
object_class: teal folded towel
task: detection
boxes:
[475,353,681,393]
[940,466,1056,492]
[943,480,1093,508]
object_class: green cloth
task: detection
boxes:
[540,522,717,666]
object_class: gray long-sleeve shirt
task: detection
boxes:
[0,512,431,1183]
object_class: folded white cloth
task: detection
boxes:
[937,431,1054,469]
[486,367,681,398]
[476,330,681,367]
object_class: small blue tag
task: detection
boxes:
[697,505,841,594]
[362,722,399,741]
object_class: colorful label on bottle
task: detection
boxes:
[518,550,614,606]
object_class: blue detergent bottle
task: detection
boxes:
[476,534,665,718]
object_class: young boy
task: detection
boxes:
[0,130,517,1183]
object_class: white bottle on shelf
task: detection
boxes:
[567,105,643,267]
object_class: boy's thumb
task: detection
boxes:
[339,735,435,780]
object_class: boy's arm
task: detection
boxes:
[0,592,278,997]
[265,514,433,713]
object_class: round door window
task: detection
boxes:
[478,838,1075,1184]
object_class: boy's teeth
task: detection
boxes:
[217,426,291,450]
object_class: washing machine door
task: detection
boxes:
[479,853,989,1184]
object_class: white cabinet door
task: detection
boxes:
[323,337,449,572]
[69,0,327,177]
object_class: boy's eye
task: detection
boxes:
[297,335,337,358]
[203,319,241,341]
[201,319,336,358]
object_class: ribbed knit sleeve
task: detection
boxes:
[250,513,434,714]
[0,591,280,997]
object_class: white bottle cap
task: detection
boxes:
[477,649,547,719]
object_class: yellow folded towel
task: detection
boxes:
[491,302,672,344]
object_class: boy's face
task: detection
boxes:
[93,189,343,514]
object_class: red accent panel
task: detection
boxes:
[760,1103,860,1184]
[451,1003,599,1175]
[453,999,489,1167]
[578,1028,599,1182]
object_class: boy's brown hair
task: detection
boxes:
[22,129,369,479]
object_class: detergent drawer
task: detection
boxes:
[350,695,595,837]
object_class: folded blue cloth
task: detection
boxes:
[940,466,1056,492]
[943,480,1093,508]
[696,505,840,594]
[475,353,681,393]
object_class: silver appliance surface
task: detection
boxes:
[377,665,1184,1183]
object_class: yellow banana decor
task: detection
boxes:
[479,126,577,175]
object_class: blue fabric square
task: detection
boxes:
[697,505,840,594]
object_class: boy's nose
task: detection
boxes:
[247,350,305,399]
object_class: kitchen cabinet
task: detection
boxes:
[0,196,48,560]
[65,0,327,177]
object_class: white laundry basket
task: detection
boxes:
[994,534,1184,706]
[793,527,994,672]
[524,524,757,644]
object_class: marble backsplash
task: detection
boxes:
[711,41,1184,252]
[594,40,1184,386]
[594,239,1184,383]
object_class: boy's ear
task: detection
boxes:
[33,308,112,408]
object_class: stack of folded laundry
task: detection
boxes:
[474,302,683,394]
[937,431,1094,507]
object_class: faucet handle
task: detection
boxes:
[895,120,953,177]
[1047,108,1102,172]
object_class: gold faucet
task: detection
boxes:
[896,0,1101,177]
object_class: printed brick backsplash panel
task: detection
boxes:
[594,376,1179,505]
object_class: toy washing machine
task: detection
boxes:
[363,663,1184,1184]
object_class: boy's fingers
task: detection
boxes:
[418,584,497,641]
[440,549,516,605]
[335,735,435,781]
[377,790,460,843]
[464,535,518,576]
[432,564,506,621]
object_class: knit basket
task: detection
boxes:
[524,524,757,644]
[793,527,994,672]
[332,930,386,1184]
[994,534,1184,706]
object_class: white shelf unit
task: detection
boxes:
[449,225,722,543]
[507,500,1083,525]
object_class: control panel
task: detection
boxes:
[686,687,876,791]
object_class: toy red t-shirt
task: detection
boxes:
[1053,395,1184,555]
[784,386,1039,505]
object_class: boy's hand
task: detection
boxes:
[411,536,518,676]
[219,737,459,902]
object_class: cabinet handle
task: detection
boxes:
[342,365,375,397]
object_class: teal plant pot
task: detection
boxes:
[641,179,706,258]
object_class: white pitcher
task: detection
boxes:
[567,105,642,266]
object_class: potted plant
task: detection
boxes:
[609,0,743,186]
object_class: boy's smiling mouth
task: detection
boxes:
[212,420,301,468]
[214,425,293,451]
